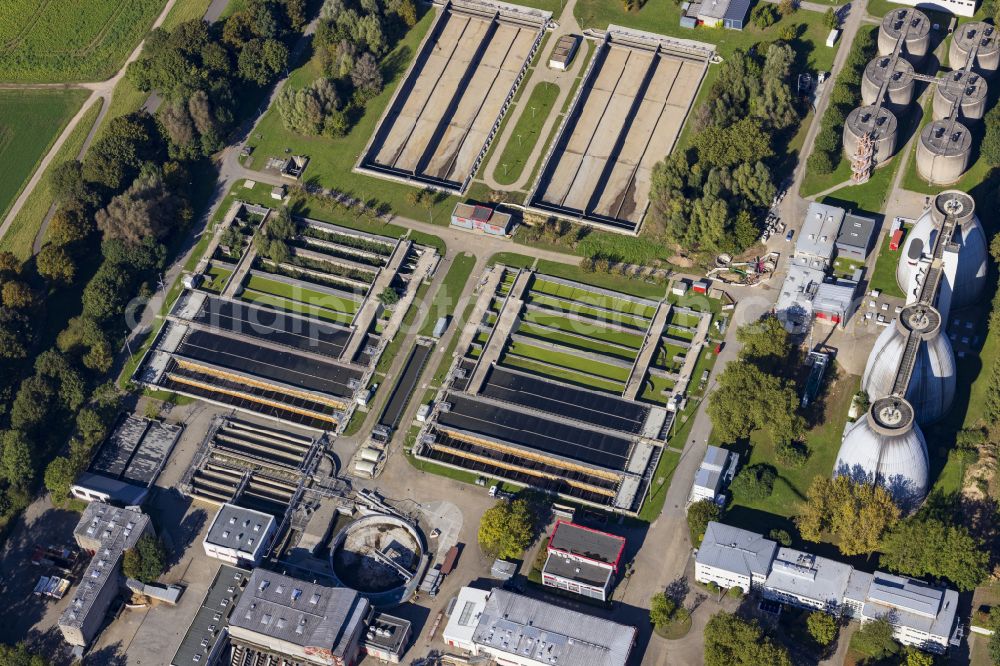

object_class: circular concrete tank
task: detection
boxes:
[844,105,898,165]
[916,119,973,185]
[879,8,931,59]
[949,21,999,75]
[330,513,428,607]
[932,70,988,121]
[861,55,915,106]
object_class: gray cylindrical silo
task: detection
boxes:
[844,105,899,165]
[861,55,915,106]
[879,8,931,59]
[949,21,999,75]
[916,119,973,185]
[932,70,988,121]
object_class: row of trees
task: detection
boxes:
[647,44,799,255]
[806,27,877,175]
[795,476,990,591]
[277,0,419,137]
[0,2,307,534]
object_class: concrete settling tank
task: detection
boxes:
[862,55,915,106]
[844,105,898,165]
[916,119,973,185]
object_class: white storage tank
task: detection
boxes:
[360,447,382,463]
[862,304,955,425]
[834,397,929,509]
[354,460,377,477]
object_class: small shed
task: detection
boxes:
[548,35,580,70]
[433,316,449,338]
[826,29,841,47]
[671,281,689,296]
[270,184,286,201]
[692,279,710,294]
[491,559,517,581]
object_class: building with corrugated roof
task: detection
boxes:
[695,522,778,593]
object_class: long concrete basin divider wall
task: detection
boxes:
[355,0,551,194]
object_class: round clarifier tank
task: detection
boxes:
[861,55,915,106]
[843,105,898,165]
[834,396,929,509]
[932,70,988,121]
[916,119,973,185]
[949,21,999,75]
[879,8,931,59]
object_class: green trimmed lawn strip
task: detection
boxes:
[868,229,906,299]
[419,252,476,336]
[241,290,354,325]
[500,355,625,394]
[493,82,560,186]
[640,373,675,405]
[637,448,682,522]
[528,293,649,329]
[521,310,645,347]
[506,340,630,382]
[203,265,232,294]
[517,325,638,363]
[245,274,360,315]
[535,259,667,300]
[531,276,657,317]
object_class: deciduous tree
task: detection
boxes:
[478,499,534,559]
[123,534,167,583]
[797,476,899,556]
[806,611,837,646]
[851,617,899,660]
[687,499,721,545]
[880,515,989,591]
[704,612,791,666]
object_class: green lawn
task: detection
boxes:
[535,259,668,300]
[0,89,89,226]
[528,292,649,328]
[531,276,658,317]
[518,323,639,361]
[500,354,626,393]
[639,373,675,405]
[245,274,361,313]
[506,340,631,382]
[522,310,646,347]
[818,156,899,214]
[0,0,166,82]
[575,0,840,69]
[867,228,906,299]
[637,449,682,521]
[419,252,476,336]
[244,10,467,226]
[493,82,560,186]
[241,289,355,325]
[727,372,859,522]
[2,96,101,259]
[161,0,212,29]
[202,265,233,294]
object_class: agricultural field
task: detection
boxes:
[0,0,167,82]
[0,89,89,223]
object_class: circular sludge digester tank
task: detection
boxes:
[949,21,999,75]
[862,55,915,106]
[843,105,898,165]
[932,70,988,121]
[879,8,931,59]
[834,397,929,509]
[916,119,973,185]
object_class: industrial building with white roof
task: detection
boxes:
[202,503,277,567]
[443,586,635,665]
[695,522,959,652]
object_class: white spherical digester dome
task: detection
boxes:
[833,397,929,509]
[862,305,955,425]
[896,191,986,311]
